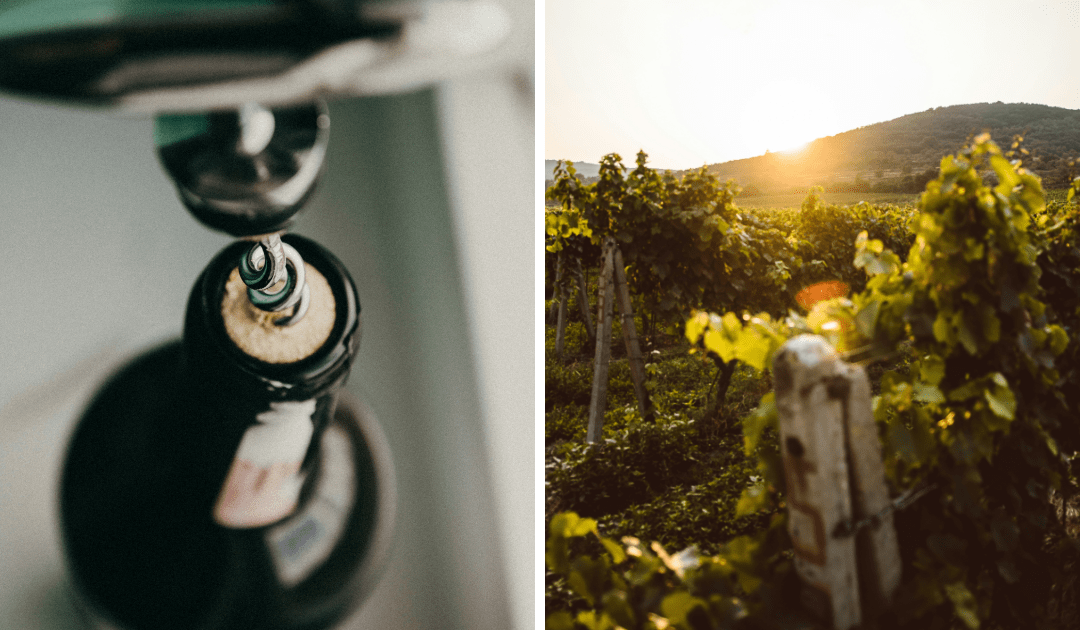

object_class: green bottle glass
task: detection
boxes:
[59,234,395,630]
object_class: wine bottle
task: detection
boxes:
[59,234,394,630]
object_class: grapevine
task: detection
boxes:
[546,136,1080,630]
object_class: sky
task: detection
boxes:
[546,0,1080,171]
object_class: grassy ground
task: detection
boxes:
[554,187,1072,211]
[1047,188,1076,204]
[735,190,921,209]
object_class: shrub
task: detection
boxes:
[545,359,593,411]
[546,419,703,518]
[597,437,773,557]
[546,404,587,445]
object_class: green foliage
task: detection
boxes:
[1038,191,1080,455]
[546,151,805,324]
[547,204,594,253]
[545,153,921,356]
[642,353,713,416]
[546,320,594,359]
[598,450,774,558]
[545,357,594,411]
[547,404,588,444]
[545,510,806,630]
[545,419,705,518]
[545,356,639,445]
[546,160,602,322]
[685,312,788,372]
[795,187,916,292]
[848,135,1073,628]
[547,135,1080,630]
[544,348,793,626]
[674,135,1079,629]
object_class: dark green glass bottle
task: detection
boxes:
[59,234,394,630]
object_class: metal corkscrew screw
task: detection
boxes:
[155,100,329,325]
[240,234,312,326]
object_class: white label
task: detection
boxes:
[213,400,316,528]
[265,424,356,587]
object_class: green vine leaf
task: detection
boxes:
[943,581,980,630]
[660,592,710,630]
[984,384,1016,421]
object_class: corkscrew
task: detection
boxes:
[240,234,311,325]
[155,99,332,325]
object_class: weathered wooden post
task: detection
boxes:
[612,246,654,423]
[571,257,595,345]
[548,250,563,325]
[553,252,568,356]
[772,335,901,630]
[586,238,616,442]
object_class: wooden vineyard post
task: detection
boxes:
[842,356,903,619]
[548,250,563,325]
[572,257,595,345]
[772,335,901,630]
[586,238,616,443]
[553,252,568,356]
[612,246,654,422]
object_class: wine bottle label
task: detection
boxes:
[265,423,356,587]
[213,399,317,528]
[220,263,336,364]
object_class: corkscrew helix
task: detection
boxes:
[240,234,311,326]
[155,101,330,326]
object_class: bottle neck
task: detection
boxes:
[180,234,360,529]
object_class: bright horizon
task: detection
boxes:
[546,0,1080,171]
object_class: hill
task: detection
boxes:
[545,159,601,180]
[682,102,1080,195]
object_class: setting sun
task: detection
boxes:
[547,0,1080,170]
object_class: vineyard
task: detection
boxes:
[544,136,1080,630]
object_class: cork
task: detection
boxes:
[221,263,336,364]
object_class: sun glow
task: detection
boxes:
[547,0,1080,170]
[775,139,811,156]
[547,0,887,168]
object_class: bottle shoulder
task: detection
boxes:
[60,345,393,630]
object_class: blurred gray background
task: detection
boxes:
[0,1,534,629]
